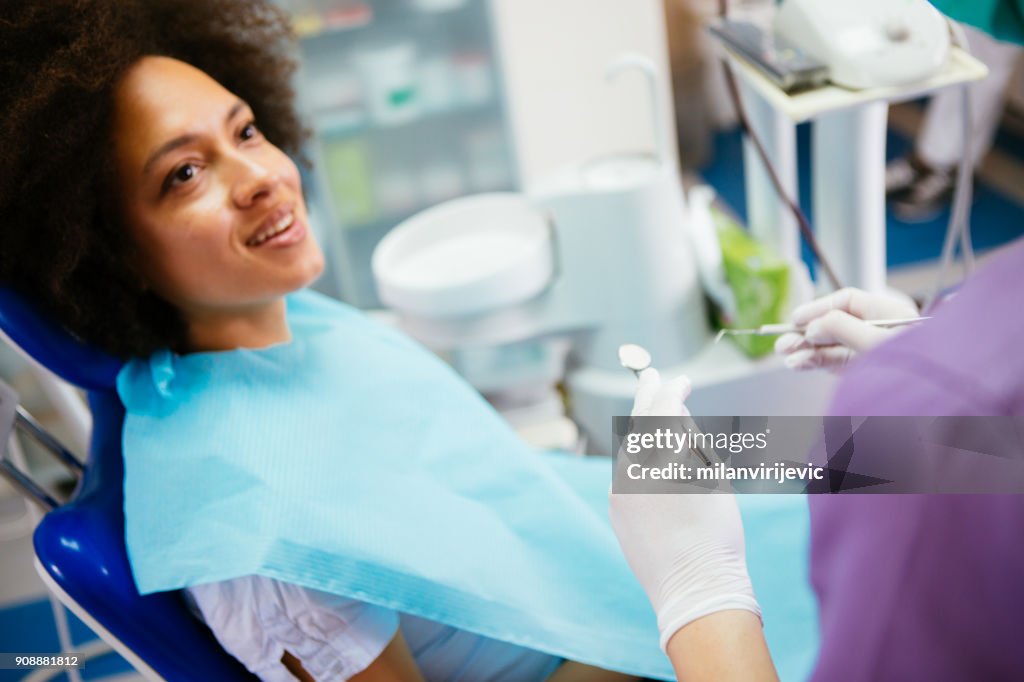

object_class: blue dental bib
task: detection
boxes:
[118,290,817,680]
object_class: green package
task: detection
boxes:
[323,139,376,227]
[712,208,790,357]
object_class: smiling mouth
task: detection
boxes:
[247,211,295,247]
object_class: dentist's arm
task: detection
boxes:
[609,489,778,682]
[665,610,776,682]
[609,369,777,682]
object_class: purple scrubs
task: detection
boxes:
[810,237,1024,681]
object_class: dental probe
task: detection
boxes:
[714,316,930,343]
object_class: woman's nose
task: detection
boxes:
[230,153,282,207]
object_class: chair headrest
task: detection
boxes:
[0,288,123,391]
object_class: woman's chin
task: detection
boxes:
[296,248,326,290]
[277,240,326,294]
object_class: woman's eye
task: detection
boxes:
[240,122,261,141]
[161,163,199,194]
[169,163,195,184]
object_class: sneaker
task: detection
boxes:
[891,166,955,223]
[885,156,920,197]
[885,154,940,199]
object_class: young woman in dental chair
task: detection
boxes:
[0,1,660,680]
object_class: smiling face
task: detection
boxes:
[112,56,324,345]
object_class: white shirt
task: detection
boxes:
[185,576,562,681]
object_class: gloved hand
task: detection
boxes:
[630,367,692,417]
[611,368,760,651]
[774,287,919,371]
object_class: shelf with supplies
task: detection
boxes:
[317,117,515,231]
[301,40,500,139]
[287,0,516,308]
[292,3,374,39]
[312,97,500,140]
[290,0,475,41]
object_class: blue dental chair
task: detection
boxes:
[0,288,257,681]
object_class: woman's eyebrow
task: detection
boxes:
[142,100,249,175]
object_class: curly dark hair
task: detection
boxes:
[0,0,308,358]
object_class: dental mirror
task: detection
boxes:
[618,343,652,377]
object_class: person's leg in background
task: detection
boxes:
[888,23,1023,220]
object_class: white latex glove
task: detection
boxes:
[631,367,692,417]
[611,368,759,651]
[774,287,919,371]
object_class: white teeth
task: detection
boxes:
[249,212,295,246]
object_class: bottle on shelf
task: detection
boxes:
[354,40,422,127]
